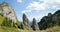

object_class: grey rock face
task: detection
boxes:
[23,13,30,30]
[52,15,57,22]
[48,13,52,17]
[32,18,39,30]
[0,2,17,23]
[51,14,57,24]
[38,13,58,30]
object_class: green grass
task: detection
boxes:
[0,26,20,32]
[0,15,20,32]
[53,26,60,32]
[0,26,60,32]
[0,15,4,25]
[40,26,60,32]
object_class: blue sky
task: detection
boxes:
[0,0,60,22]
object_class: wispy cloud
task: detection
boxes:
[26,2,46,11]
[21,0,60,21]
[22,9,31,13]
[22,0,60,13]
[17,0,23,3]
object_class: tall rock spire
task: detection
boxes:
[22,13,31,30]
[32,18,39,31]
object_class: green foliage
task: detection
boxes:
[2,17,13,27]
[0,15,4,25]
[0,4,2,9]
[12,21,27,30]
[0,13,3,16]
[16,21,27,30]
[0,14,27,30]
[13,21,21,28]
[20,23,27,30]
[13,22,18,28]
[0,26,20,32]
[54,10,60,25]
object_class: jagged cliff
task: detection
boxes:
[0,2,17,23]
[38,10,60,30]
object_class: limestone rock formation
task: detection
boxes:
[22,13,30,30]
[53,10,60,25]
[38,12,58,30]
[52,15,57,23]
[38,16,48,30]
[48,13,52,17]
[32,18,39,30]
[0,2,17,23]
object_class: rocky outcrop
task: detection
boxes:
[52,15,57,23]
[48,13,52,17]
[38,16,48,30]
[32,18,39,30]
[38,12,58,30]
[22,13,30,30]
[0,2,18,23]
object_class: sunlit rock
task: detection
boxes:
[32,18,39,30]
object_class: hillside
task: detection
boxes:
[0,10,60,32]
[0,2,60,32]
[0,14,33,32]
[54,10,60,25]
[0,14,23,32]
[38,10,60,32]
[0,14,4,25]
[0,14,19,32]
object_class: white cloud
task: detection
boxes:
[22,9,31,13]
[17,0,23,3]
[56,0,60,3]
[21,0,60,21]
[40,0,60,3]
[21,2,47,13]
[22,0,60,13]
[26,2,47,11]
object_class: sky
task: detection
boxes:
[0,0,60,22]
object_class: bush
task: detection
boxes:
[1,17,27,30]
[0,13,3,16]
[2,17,13,27]
[15,21,27,30]
[20,23,27,30]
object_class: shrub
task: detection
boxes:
[15,21,27,30]
[0,13,3,16]
[20,23,27,30]
[2,17,13,27]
